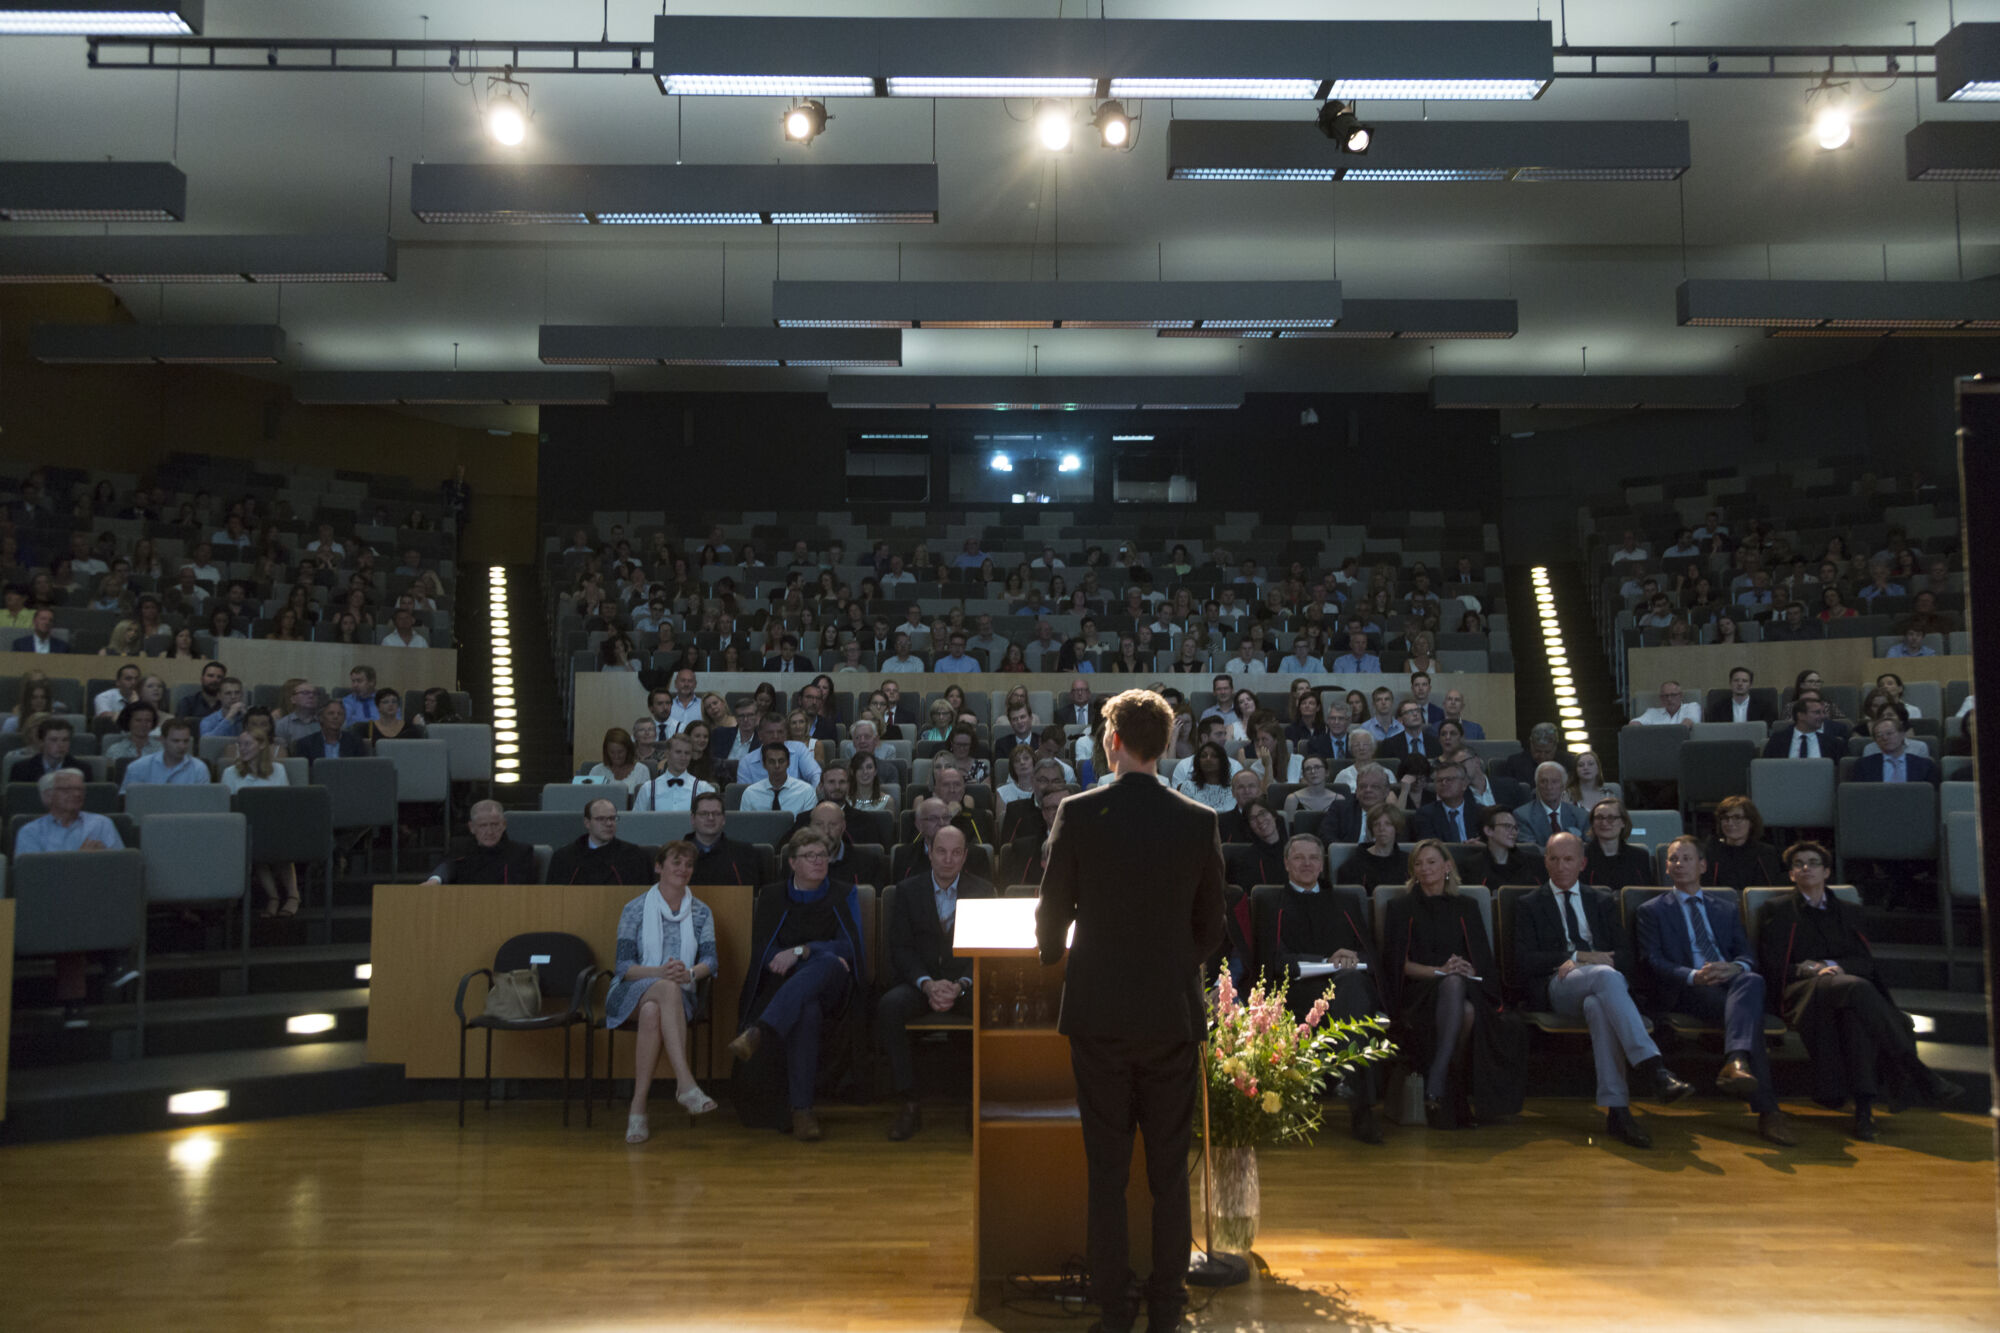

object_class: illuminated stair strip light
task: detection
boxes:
[1532,566,1589,753]
[490,565,520,783]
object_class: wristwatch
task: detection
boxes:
[792,945,806,959]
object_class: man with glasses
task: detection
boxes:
[1754,841,1962,1140]
[1412,762,1479,843]
[1633,681,1702,727]
[684,790,764,885]
[424,800,537,884]
[1637,836,1797,1145]
[545,796,652,885]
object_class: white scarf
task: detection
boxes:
[641,886,698,987]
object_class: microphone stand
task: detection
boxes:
[1188,1035,1249,1287]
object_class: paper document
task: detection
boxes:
[1298,961,1367,978]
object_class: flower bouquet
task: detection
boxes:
[1198,964,1395,1250]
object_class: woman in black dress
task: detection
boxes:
[1381,839,1528,1128]
[1583,798,1654,890]
[1350,806,1409,891]
[1703,795,1784,890]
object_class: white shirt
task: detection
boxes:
[1730,696,1752,723]
[664,697,703,734]
[222,765,289,792]
[881,654,926,673]
[1635,703,1702,726]
[1957,695,1976,719]
[639,769,715,811]
[382,629,430,648]
[1549,881,1594,951]
[93,687,133,717]
[1171,753,1243,786]
[1223,656,1270,675]
[181,562,221,583]
[1279,655,1325,674]
[586,764,650,795]
[741,776,817,815]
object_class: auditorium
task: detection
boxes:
[0,3,1996,1330]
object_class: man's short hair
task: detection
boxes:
[1032,757,1067,779]
[1782,839,1831,869]
[1409,670,1431,686]
[761,740,791,761]
[582,797,618,821]
[1101,689,1173,763]
[1730,665,1754,682]
[690,790,725,815]
[37,768,81,796]
[1283,831,1326,859]
[160,716,195,740]
[351,664,377,685]
[38,716,73,739]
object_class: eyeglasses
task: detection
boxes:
[1790,859,1826,870]
[1718,812,1750,822]
[793,850,831,862]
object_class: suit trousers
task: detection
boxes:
[1787,971,1920,1106]
[1672,972,1776,1112]
[1068,1035,1199,1322]
[874,981,971,1096]
[1547,964,1659,1108]
[755,951,851,1109]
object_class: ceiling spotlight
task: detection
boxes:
[990,451,1014,472]
[1813,106,1852,151]
[1058,452,1083,472]
[783,99,830,145]
[1316,100,1372,153]
[485,66,532,147]
[1092,101,1132,149]
[1035,100,1073,152]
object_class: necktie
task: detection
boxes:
[1796,731,1810,758]
[1683,895,1719,966]
[667,778,684,786]
[770,788,783,810]
[1561,889,1588,951]
[1889,755,1904,782]
[1331,736,1345,759]
[1413,735,1424,756]
[1449,805,1463,840]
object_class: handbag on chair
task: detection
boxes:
[482,966,542,1021]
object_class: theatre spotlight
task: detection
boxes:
[1808,75,1851,151]
[1035,100,1073,152]
[1092,101,1132,149]
[485,67,532,147]
[783,99,830,145]
[1315,100,1372,153]
[1058,453,1082,472]
[990,451,1013,472]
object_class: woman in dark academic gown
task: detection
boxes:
[1754,840,1960,1139]
[1582,798,1655,891]
[1703,796,1785,891]
[1381,839,1528,1130]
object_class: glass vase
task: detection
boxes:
[1206,1145,1260,1254]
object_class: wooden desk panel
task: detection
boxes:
[367,882,753,1081]
[0,646,458,697]
[0,898,13,1120]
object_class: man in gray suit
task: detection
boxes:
[1037,689,1227,1333]
[1513,760,1588,849]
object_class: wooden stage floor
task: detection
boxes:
[0,1098,1994,1332]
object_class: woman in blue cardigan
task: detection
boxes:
[606,840,719,1144]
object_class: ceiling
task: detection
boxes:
[3,0,1997,432]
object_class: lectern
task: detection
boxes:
[954,896,1150,1303]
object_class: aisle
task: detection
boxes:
[0,1098,1992,1331]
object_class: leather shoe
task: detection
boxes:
[887,1100,922,1142]
[792,1109,823,1143]
[1605,1106,1653,1149]
[1350,1103,1383,1145]
[1650,1065,1694,1105]
[1851,1106,1877,1142]
[1714,1055,1761,1102]
[726,1024,763,1064]
[1757,1110,1799,1147]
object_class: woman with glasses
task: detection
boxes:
[1583,798,1652,891]
[727,830,865,1143]
[1755,840,1962,1140]
[1701,795,1784,891]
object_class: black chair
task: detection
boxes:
[595,972,714,1118]
[454,931,600,1128]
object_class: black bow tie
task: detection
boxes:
[666,778,684,786]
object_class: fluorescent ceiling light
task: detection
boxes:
[827,374,1244,410]
[1905,120,2000,181]
[0,233,393,284]
[772,279,1340,330]
[539,325,901,368]
[655,16,1551,101]
[1936,23,2000,102]
[31,322,284,364]
[0,1,200,34]
[1430,374,1744,411]
[0,160,186,221]
[1676,278,2000,333]
[292,371,613,406]
[1169,119,1689,182]
[410,163,938,227]
[1266,298,1517,339]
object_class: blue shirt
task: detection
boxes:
[1882,753,1909,784]
[933,653,982,672]
[200,709,244,737]
[121,752,213,791]
[342,691,380,723]
[16,811,124,854]
[1332,653,1381,673]
[1885,643,1935,658]
[733,739,822,789]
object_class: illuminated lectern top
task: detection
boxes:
[953,896,1071,957]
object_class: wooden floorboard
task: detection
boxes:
[0,1097,1993,1331]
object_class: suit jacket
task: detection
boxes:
[1410,800,1481,844]
[1705,693,1779,724]
[1036,771,1227,1042]
[1377,728,1443,763]
[10,635,68,653]
[1512,798,1587,849]
[761,654,811,673]
[1471,776,1530,811]
[684,833,766,886]
[1308,793,1364,846]
[885,870,996,989]
[294,731,371,761]
[997,794,1047,846]
[1493,749,1545,786]
[1635,888,1757,1009]
[1762,621,1827,643]
[996,836,1049,888]
[8,754,86,784]
[1754,891,1889,1007]
[1851,751,1941,786]
[1763,723,1852,760]
[1513,882,1633,1010]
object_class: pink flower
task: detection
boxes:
[1296,1023,1312,1040]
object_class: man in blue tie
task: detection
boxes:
[1378,700,1440,764]
[1854,716,1940,786]
[1636,837,1798,1146]
[1412,761,1478,843]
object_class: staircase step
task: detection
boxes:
[9,988,371,1068]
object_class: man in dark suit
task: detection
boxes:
[8,716,88,785]
[877,825,995,1141]
[12,607,68,654]
[997,787,1065,886]
[1494,722,1562,786]
[1462,752,1529,814]
[1512,762,1588,850]
[1763,695,1851,760]
[1411,760,1481,843]
[1513,832,1691,1147]
[1037,689,1226,1333]
[998,757,1069,845]
[1853,716,1940,785]
[1761,602,1826,643]
[876,677,921,728]
[1705,666,1779,724]
[1057,675,1099,730]
[683,791,766,886]
[293,699,372,761]
[1635,836,1797,1146]
[761,633,811,673]
[1216,768,1284,844]
[1377,700,1442,764]
[545,798,654,886]
[1311,770,1380,846]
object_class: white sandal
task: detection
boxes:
[676,1085,718,1116]
[625,1112,650,1144]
